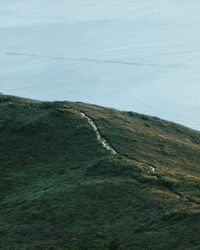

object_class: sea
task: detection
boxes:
[1,0,200,130]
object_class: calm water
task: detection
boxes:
[1,0,200,130]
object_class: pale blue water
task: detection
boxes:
[1,0,200,130]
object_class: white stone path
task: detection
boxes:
[80,112,117,155]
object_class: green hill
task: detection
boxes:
[0,93,200,250]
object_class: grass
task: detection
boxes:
[0,93,200,249]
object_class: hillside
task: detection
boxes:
[0,93,200,250]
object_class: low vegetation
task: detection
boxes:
[0,93,199,249]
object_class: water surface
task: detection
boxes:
[1,0,200,129]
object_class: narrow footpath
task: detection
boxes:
[79,111,200,205]
[80,112,117,155]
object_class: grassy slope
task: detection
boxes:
[0,94,199,250]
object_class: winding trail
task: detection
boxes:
[80,112,117,155]
[79,111,199,205]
